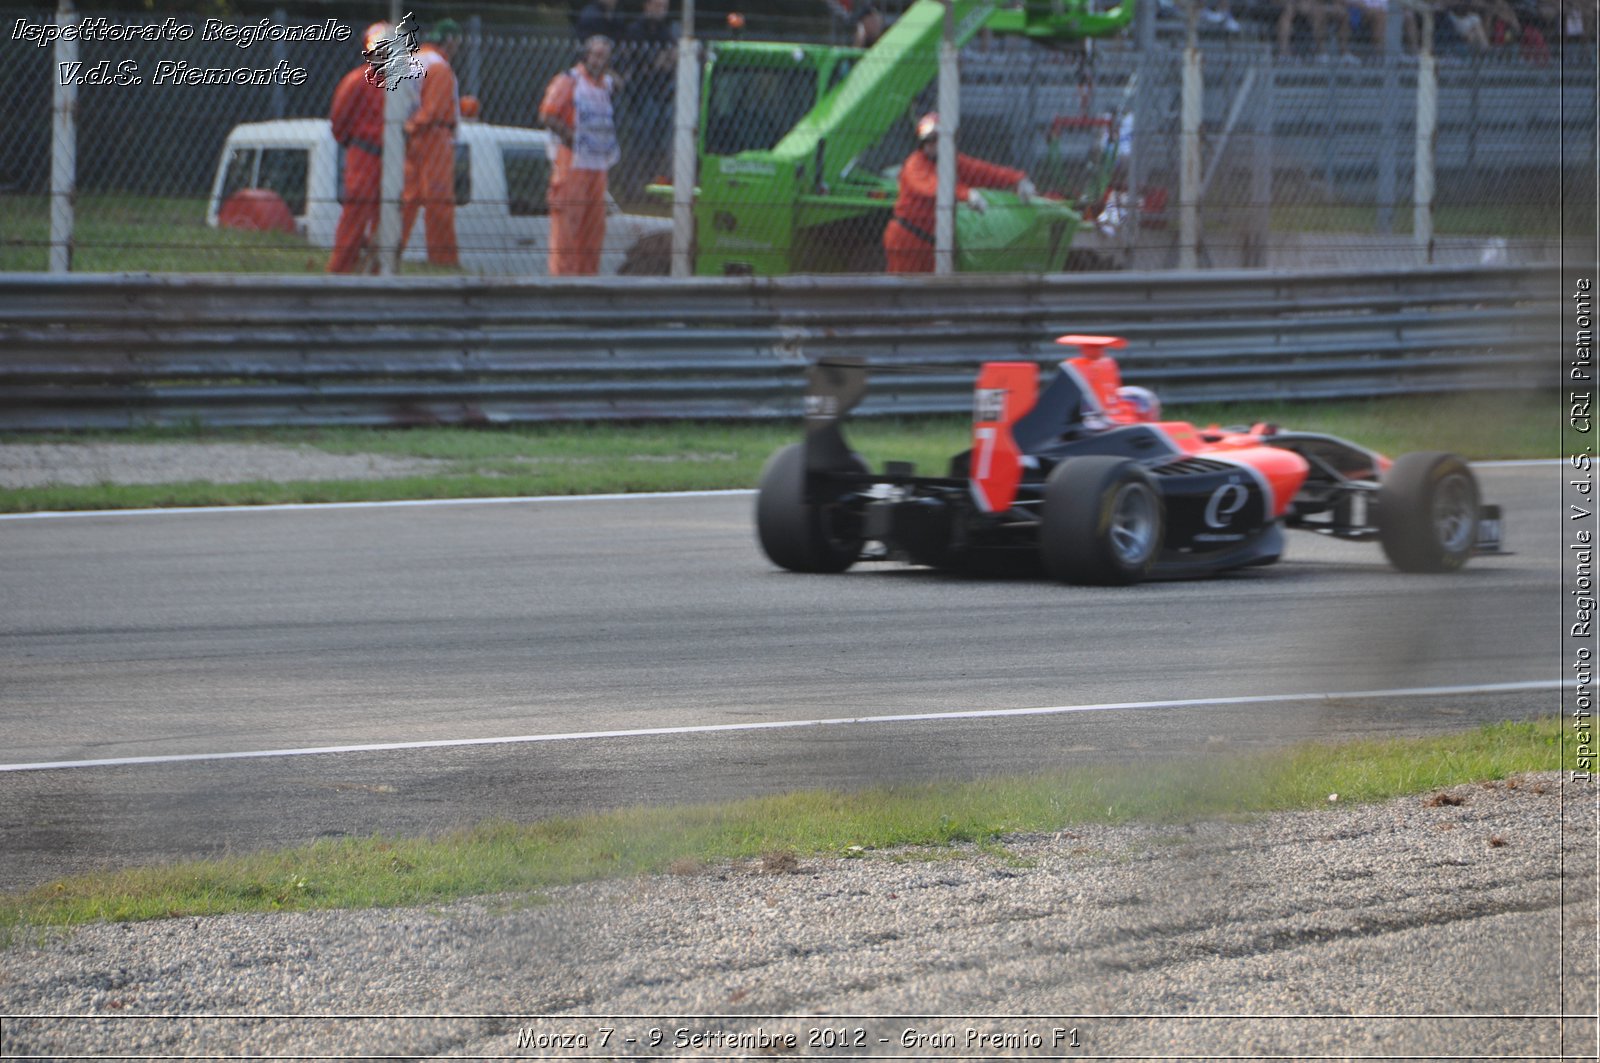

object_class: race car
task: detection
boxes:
[756,335,1501,584]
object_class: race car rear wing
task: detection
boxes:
[802,358,869,477]
[800,355,1103,509]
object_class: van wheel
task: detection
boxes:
[619,231,671,275]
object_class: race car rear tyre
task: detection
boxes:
[1377,451,1479,573]
[756,443,866,573]
[1040,457,1164,585]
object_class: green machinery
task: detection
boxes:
[687,0,1136,276]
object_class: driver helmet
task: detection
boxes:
[1115,385,1161,422]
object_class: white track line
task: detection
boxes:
[1,679,1568,774]
[0,488,754,521]
[1474,459,1567,468]
[0,460,1560,522]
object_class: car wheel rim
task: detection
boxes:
[1432,473,1475,553]
[1109,482,1157,565]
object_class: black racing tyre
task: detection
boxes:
[1040,456,1164,585]
[755,443,866,573]
[1377,451,1480,573]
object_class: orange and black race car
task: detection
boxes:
[756,335,1502,585]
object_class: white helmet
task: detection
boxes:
[1115,385,1160,422]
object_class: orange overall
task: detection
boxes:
[400,43,459,266]
[539,65,617,276]
[326,64,385,274]
[882,149,1023,274]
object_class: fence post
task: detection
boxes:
[1376,10,1401,235]
[671,0,698,277]
[1250,53,1273,268]
[934,0,959,276]
[1126,25,1155,266]
[271,8,288,120]
[1178,14,1202,271]
[465,15,482,98]
[1020,48,1037,168]
[1414,12,1437,266]
[377,0,406,275]
[49,0,78,274]
[1134,0,1160,266]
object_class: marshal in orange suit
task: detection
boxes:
[325,22,389,274]
[883,112,1034,275]
[539,35,619,276]
[400,19,462,266]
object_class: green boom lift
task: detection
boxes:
[686,0,1136,276]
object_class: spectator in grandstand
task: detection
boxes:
[853,2,887,47]
[1277,0,1357,61]
[1505,0,1555,60]
[575,0,627,42]
[1441,0,1492,50]
[1481,0,1561,61]
[399,18,462,266]
[1342,0,1412,55]
[1475,0,1525,45]
[540,35,620,275]
[620,0,677,201]
[882,112,1036,274]
[1199,1,1243,35]
[1516,0,1588,52]
[1560,0,1595,49]
[327,22,389,273]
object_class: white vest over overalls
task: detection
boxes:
[569,67,619,171]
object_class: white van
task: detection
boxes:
[205,119,672,275]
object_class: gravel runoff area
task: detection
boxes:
[3,775,1595,1058]
[0,443,450,488]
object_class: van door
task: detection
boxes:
[499,144,555,276]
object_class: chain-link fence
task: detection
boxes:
[0,9,693,275]
[2,3,1593,276]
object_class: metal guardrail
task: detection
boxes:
[0,266,1565,430]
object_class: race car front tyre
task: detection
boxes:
[1377,451,1479,573]
[1040,456,1164,585]
[756,443,865,573]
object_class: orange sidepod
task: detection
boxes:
[1153,421,1207,454]
[1214,446,1310,519]
[970,362,1038,513]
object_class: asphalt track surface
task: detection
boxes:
[0,465,1565,891]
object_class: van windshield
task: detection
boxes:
[257,149,308,216]
[220,147,308,216]
[219,149,257,203]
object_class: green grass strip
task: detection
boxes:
[0,194,465,274]
[1,194,1579,273]
[0,393,1559,514]
[0,718,1571,941]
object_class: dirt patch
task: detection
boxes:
[0,444,453,488]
